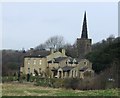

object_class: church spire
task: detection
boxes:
[81,11,88,39]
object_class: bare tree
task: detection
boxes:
[45,35,65,50]
[35,44,46,50]
[63,41,78,58]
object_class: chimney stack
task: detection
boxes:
[62,49,65,55]
[50,48,54,54]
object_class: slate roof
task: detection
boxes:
[62,66,74,71]
[24,50,51,58]
[48,57,67,63]
[51,66,74,72]
[79,66,88,71]
[54,57,67,63]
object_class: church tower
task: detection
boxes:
[77,11,92,58]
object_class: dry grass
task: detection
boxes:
[2,82,119,96]
[2,82,61,96]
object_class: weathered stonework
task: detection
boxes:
[77,38,92,58]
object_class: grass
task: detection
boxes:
[2,82,119,96]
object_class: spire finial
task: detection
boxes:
[81,11,88,39]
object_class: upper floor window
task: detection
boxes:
[39,60,42,65]
[28,60,30,64]
[84,61,87,65]
[33,60,36,65]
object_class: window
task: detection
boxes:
[28,68,30,74]
[75,70,76,77]
[39,68,41,72]
[33,60,36,65]
[39,60,42,65]
[84,61,87,65]
[71,70,73,77]
[28,60,30,64]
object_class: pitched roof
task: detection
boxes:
[24,50,51,58]
[79,66,88,71]
[48,57,67,63]
[54,57,67,63]
[62,66,74,71]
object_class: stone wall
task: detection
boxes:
[77,38,92,58]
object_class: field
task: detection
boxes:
[2,82,119,96]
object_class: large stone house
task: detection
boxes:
[20,11,94,79]
[20,49,67,76]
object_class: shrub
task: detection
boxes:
[35,78,51,87]
[2,76,18,83]
[52,78,64,88]
[78,78,94,90]
[64,78,80,90]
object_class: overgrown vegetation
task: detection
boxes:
[86,36,120,73]
[2,83,119,96]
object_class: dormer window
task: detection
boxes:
[73,59,77,64]
[66,59,70,64]
[52,59,55,64]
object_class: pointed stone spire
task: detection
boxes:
[81,11,88,39]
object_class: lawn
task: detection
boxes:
[2,82,119,96]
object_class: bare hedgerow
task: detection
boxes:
[64,78,80,90]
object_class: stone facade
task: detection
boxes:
[20,49,67,77]
[77,38,92,58]
[21,57,47,76]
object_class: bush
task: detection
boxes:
[52,78,64,88]
[34,78,51,87]
[64,78,80,90]
[78,78,94,90]
[2,76,18,83]
[34,78,64,88]
[21,74,26,80]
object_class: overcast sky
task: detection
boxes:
[2,2,118,50]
